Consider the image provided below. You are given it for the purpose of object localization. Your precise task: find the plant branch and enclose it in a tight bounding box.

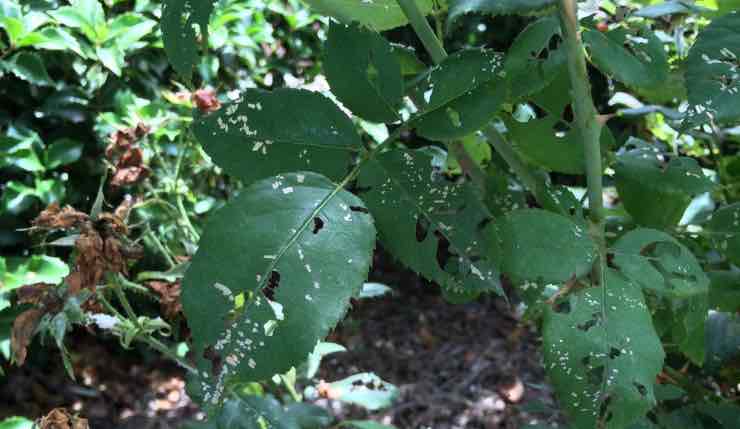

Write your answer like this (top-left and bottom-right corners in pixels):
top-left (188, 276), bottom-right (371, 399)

top-left (558, 0), bottom-right (606, 273)
top-left (397, 0), bottom-right (447, 63)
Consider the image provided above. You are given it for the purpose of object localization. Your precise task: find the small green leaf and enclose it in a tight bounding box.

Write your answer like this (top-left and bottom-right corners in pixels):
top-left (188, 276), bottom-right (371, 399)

top-left (161, 0), bottom-right (216, 83)
top-left (357, 148), bottom-right (502, 294)
top-left (104, 13), bottom-right (156, 50)
top-left (487, 209), bottom-right (596, 284)
top-left (614, 144), bottom-right (714, 229)
top-left (182, 172), bottom-right (375, 407)
top-left (325, 22), bottom-right (403, 123)
top-left (306, 342), bottom-right (346, 379)
top-left (359, 282), bottom-right (392, 299)
top-left (410, 49), bottom-right (507, 141)
top-left (612, 228), bottom-right (709, 364)
top-left (635, 1), bottom-right (711, 18)
top-left (192, 88), bottom-right (363, 185)
top-left (45, 139), bottom-right (83, 169)
top-left (447, 0), bottom-right (556, 29)
top-left (184, 392), bottom-right (311, 429)
top-left (684, 12), bottom-right (740, 126)
top-left (2, 52), bottom-right (53, 86)
top-left (302, 0), bottom-right (434, 31)
top-left (704, 203), bottom-right (740, 266)
top-left (95, 44), bottom-right (124, 76)
top-left (543, 270), bottom-right (665, 429)
top-left (327, 373), bottom-right (398, 410)
top-left (583, 27), bottom-right (669, 91)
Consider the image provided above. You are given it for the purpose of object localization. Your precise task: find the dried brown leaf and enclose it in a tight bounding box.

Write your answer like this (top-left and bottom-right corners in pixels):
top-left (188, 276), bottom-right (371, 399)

top-left (11, 308), bottom-right (44, 365)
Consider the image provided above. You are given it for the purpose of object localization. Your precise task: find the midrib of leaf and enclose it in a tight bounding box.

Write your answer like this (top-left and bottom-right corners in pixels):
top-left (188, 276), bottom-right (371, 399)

top-left (252, 162), bottom-right (366, 294)
top-left (373, 152), bottom-right (488, 278)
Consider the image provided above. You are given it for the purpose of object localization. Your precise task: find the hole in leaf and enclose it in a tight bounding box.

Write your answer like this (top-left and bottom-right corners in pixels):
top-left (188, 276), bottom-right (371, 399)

top-left (203, 345), bottom-right (223, 376)
top-left (609, 347), bottom-right (622, 359)
top-left (312, 217), bottom-right (325, 234)
top-left (262, 270), bottom-right (281, 300)
top-left (434, 231), bottom-right (452, 271)
top-left (586, 365), bottom-right (605, 386)
top-left (554, 300), bottom-right (571, 314)
top-left (416, 217), bottom-right (430, 242)
top-left (562, 104), bottom-right (574, 123)
top-left (349, 205), bottom-right (369, 214)
top-left (577, 313), bottom-right (600, 330)
top-left (633, 381), bottom-right (647, 397)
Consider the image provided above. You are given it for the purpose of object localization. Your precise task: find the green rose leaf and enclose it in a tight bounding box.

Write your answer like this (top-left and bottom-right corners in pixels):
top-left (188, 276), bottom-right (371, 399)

top-left (192, 88), bottom-right (363, 185)
top-left (325, 22), bottom-right (404, 123)
top-left (487, 209), bottom-right (597, 284)
top-left (543, 270), bottom-right (665, 429)
top-left (410, 49), bottom-right (507, 141)
top-left (684, 12), bottom-right (740, 126)
top-left (182, 172), bottom-right (375, 407)
top-left (161, 0), bottom-right (216, 84)
top-left (612, 228), bottom-right (709, 364)
top-left (357, 148), bottom-right (502, 295)
top-left (615, 144), bottom-right (714, 229)
top-left (583, 27), bottom-right (669, 91)
top-left (708, 271), bottom-right (740, 313)
top-left (302, 0), bottom-right (434, 31)
top-left (45, 139), bottom-right (83, 169)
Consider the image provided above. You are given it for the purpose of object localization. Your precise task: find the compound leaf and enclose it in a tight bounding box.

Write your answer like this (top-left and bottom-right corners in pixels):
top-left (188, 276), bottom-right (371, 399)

top-left (487, 209), bottom-right (597, 284)
top-left (161, 0), bottom-right (215, 84)
top-left (410, 49), bottom-right (507, 141)
top-left (357, 148), bottom-right (501, 295)
top-left (192, 88), bottom-right (363, 185)
top-left (583, 27), bottom-right (669, 91)
top-left (325, 22), bottom-right (403, 123)
top-left (182, 172), bottom-right (375, 407)
top-left (684, 12), bottom-right (740, 126)
top-left (302, 0), bottom-right (434, 31)
top-left (543, 270), bottom-right (664, 429)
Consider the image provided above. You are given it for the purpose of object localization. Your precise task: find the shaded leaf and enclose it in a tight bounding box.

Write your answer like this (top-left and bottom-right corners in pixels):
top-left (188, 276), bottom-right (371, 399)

top-left (192, 88), bottom-right (362, 185)
top-left (325, 22), bottom-right (403, 123)
top-left (1, 52), bottom-right (53, 86)
top-left (326, 373), bottom-right (398, 410)
top-left (543, 270), bottom-right (664, 429)
top-left (45, 139), bottom-right (83, 169)
top-left (182, 172), bottom-right (375, 407)
top-left (707, 271), bottom-right (740, 313)
top-left (487, 209), bottom-right (596, 284)
top-left (704, 311), bottom-right (740, 372)
top-left (612, 228), bottom-right (709, 364)
top-left (410, 49), bottom-right (507, 141)
top-left (447, 0), bottom-right (556, 29)
top-left (704, 203), bottom-right (740, 265)
top-left (357, 148), bottom-right (502, 294)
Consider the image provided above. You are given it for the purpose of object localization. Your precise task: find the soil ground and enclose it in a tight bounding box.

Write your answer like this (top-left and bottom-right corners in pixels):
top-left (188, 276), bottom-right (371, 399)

top-left (0, 252), bottom-right (561, 428)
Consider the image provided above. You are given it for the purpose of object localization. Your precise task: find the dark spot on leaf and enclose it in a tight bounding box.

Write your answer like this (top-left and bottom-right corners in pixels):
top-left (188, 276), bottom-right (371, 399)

top-left (349, 205), bottom-right (369, 214)
top-left (586, 365), bottom-right (605, 386)
top-left (633, 381), bottom-right (647, 397)
top-left (434, 231), bottom-right (452, 271)
top-left (562, 104), bottom-right (574, 123)
top-left (262, 270), bottom-right (281, 300)
top-left (477, 217), bottom-right (493, 231)
top-left (312, 217), bottom-right (325, 234)
top-left (552, 120), bottom-right (570, 135)
top-left (203, 345), bottom-right (223, 376)
top-left (598, 394), bottom-right (612, 420)
top-left (415, 217), bottom-right (430, 242)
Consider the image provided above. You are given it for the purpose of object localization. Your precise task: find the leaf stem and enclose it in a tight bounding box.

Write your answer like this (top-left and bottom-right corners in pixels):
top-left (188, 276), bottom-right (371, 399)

top-left (557, 0), bottom-right (606, 272)
top-left (397, 0), bottom-right (447, 63)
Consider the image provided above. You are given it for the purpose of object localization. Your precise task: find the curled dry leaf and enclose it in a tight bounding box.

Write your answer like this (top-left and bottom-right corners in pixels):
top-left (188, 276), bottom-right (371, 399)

top-left (16, 283), bottom-right (57, 306)
top-left (37, 407), bottom-right (89, 429)
top-left (32, 203), bottom-right (88, 230)
top-left (147, 280), bottom-right (183, 319)
top-left (192, 88), bottom-right (221, 112)
top-left (110, 146), bottom-right (151, 188)
top-left (11, 308), bottom-right (44, 365)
